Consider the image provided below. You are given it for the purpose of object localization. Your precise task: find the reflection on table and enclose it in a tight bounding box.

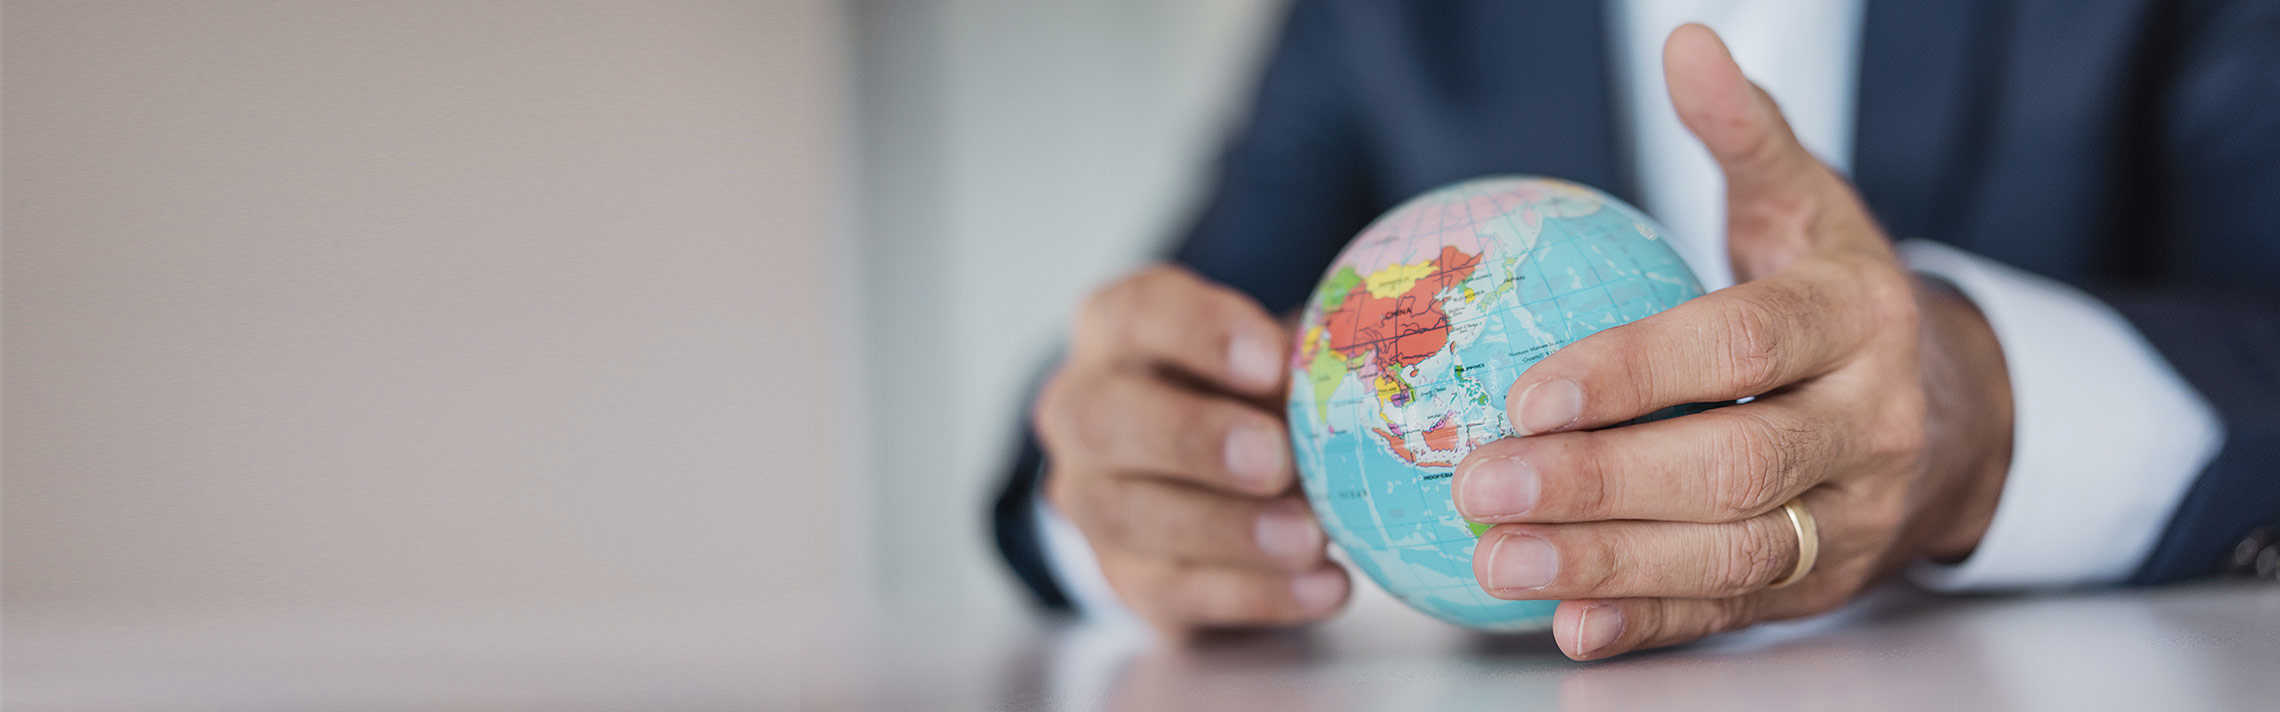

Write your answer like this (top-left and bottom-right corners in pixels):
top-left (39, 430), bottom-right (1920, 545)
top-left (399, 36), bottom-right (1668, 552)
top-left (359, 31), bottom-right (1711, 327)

top-left (823, 581), bottom-right (2280, 711)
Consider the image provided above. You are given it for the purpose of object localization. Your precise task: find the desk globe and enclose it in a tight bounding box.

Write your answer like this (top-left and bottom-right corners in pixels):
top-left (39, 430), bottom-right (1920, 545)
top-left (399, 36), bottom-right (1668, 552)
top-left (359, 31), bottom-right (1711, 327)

top-left (1286, 177), bottom-right (1706, 630)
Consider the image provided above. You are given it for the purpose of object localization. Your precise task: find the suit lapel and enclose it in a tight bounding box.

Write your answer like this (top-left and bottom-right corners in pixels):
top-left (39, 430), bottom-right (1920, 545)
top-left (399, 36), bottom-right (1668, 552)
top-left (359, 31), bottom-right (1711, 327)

top-left (1556, 2), bottom-right (1625, 203)
top-left (1440, 1), bottom-right (1623, 203)
top-left (1852, 0), bottom-right (2003, 248)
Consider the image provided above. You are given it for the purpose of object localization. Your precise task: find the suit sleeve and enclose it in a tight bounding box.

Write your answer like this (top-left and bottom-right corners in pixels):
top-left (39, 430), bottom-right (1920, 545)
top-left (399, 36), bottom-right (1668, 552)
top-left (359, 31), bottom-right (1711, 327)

top-left (990, 0), bottom-right (1381, 609)
top-left (1901, 240), bottom-right (2222, 590)
top-left (2111, 0), bottom-right (2280, 583)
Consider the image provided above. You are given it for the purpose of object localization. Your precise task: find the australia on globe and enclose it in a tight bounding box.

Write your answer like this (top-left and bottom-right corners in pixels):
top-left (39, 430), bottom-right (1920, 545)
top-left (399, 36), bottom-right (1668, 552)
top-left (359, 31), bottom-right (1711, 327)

top-left (1286, 176), bottom-right (1706, 631)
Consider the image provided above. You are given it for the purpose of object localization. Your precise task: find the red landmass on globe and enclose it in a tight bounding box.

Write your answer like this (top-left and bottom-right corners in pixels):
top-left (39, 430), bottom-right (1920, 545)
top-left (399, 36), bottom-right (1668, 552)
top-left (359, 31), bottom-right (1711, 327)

top-left (1320, 244), bottom-right (1483, 376)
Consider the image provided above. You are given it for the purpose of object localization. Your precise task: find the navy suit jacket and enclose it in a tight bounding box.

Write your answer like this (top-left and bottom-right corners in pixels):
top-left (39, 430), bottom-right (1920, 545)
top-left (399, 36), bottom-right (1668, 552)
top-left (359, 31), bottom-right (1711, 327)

top-left (994, 0), bottom-right (2280, 609)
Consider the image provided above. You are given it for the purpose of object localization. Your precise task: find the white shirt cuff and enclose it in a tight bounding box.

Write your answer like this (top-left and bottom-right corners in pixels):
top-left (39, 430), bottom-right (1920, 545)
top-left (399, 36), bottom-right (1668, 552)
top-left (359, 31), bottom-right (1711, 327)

top-left (1032, 493), bottom-right (1142, 624)
top-left (1899, 240), bottom-right (2224, 590)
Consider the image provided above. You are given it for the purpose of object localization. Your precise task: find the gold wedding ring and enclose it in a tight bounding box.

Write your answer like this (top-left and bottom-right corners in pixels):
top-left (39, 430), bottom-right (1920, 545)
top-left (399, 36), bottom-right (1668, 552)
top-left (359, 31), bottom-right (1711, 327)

top-left (1769, 497), bottom-right (1820, 589)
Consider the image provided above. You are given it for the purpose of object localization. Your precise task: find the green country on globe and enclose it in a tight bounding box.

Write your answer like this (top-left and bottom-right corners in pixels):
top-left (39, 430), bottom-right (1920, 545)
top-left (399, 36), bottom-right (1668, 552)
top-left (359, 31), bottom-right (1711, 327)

top-left (1285, 176), bottom-right (1706, 631)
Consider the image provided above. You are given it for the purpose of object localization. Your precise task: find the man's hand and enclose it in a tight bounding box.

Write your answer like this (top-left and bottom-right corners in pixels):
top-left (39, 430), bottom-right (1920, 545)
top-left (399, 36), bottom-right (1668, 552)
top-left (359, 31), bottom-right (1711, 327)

top-left (1451, 25), bottom-right (2015, 659)
top-left (1033, 265), bottom-right (1349, 634)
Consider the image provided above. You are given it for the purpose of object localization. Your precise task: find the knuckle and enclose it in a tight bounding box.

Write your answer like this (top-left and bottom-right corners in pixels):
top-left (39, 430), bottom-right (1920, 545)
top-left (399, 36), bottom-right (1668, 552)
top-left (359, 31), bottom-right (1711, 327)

top-left (1717, 301), bottom-right (1787, 394)
top-left (1230, 584), bottom-right (1283, 621)
top-left (1876, 421), bottom-right (1928, 465)
top-left (1075, 278), bottom-right (1132, 338)
top-left (1870, 395), bottom-right (1930, 460)
top-left (1191, 285), bottom-right (1271, 358)
top-left (1043, 384), bottom-right (1123, 466)
top-left (1712, 413), bottom-right (1792, 516)
top-left (1860, 263), bottom-right (1921, 327)
top-left (1571, 531), bottom-right (1623, 593)
top-left (1741, 192), bottom-right (1817, 238)
top-left (1078, 266), bottom-right (1183, 340)
top-left (1784, 418), bottom-right (1831, 484)
top-left (1080, 478), bottom-right (1143, 546)
top-left (1717, 516), bottom-right (1793, 592)
top-left (1557, 438), bottom-right (1617, 519)
top-left (1132, 263), bottom-right (1189, 292)
top-left (1859, 495), bottom-right (1911, 541)
top-left (1639, 603), bottom-right (1697, 643)
top-left (1712, 595), bottom-right (1764, 632)
top-left (1174, 296), bottom-right (1240, 359)
top-left (1130, 266), bottom-right (1198, 319)
top-left (1041, 466), bottom-right (1081, 515)
top-left (1721, 102), bottom-right (1789, 173)
top-left (1186, 576), bottom-right (1272, 622)
top-left (1606, 330), bottom-right (1666, 410)
top-left (1031, 370), bottom-right (1078, 450)
top-left (1147, 272), bottom-right (1200, 316)
top-left (1064, 382), bottom-right (1121, 456)
top-left (1110, 564), bottom-right (1190, 629)
top-left (1181, 401), bottom-right (1244, 475)
top-left (1188, 282), bottom-right (1246, 326)
top-left (1099, 563), bottom-right (1149, 609)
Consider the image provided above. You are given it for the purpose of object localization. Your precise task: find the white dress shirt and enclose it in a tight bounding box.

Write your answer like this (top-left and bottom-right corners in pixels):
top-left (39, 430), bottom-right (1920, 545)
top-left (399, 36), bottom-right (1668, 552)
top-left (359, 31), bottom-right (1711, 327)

top-left (1039, 0), bottom-right (2226, 621)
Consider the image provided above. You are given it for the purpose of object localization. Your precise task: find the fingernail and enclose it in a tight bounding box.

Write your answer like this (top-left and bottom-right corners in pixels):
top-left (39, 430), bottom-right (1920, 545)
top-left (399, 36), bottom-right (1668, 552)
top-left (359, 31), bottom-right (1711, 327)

top-left (1291, 569), bottom-right (1346, 614)
top-left (1514, 378), bottom-right (1584, 435)
top-left (1576, 604), bottom-right (1627, 658)
top-left (1458, 457), bottom-right (1540, 521)
top-left (1487, 533), bottom-right (1559, 591)
top-left (1255, 501), bottom-right (1322, 563)
top-left (1224, 425), bottom-right (1287, 490)
top-left (1229, 331), bottom-right (1282, 390)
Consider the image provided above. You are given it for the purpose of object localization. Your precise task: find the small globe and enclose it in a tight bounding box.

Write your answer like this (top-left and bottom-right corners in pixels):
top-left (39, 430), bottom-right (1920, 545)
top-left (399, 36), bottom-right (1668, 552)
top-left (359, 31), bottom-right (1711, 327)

top-left (1285, 177), bottom-right (1705, 630)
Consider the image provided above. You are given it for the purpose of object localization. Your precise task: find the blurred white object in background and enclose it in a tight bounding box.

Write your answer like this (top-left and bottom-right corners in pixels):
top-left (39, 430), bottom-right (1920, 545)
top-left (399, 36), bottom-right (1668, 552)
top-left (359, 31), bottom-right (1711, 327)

top-left (850, 0), bottom-right (1280, 613)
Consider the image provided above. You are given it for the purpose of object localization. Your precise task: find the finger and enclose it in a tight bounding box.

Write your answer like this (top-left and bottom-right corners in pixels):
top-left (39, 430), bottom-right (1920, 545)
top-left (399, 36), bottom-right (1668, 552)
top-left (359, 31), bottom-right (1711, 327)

top-left (1035, 371), bottom-right (1293, 495)
top-left (1457, 399), bottom-right (1838, 524)
top-left (1549, 589), bottom-right (1830, 660)
top-left (1073, 265), bottom-right (1289, 398)
top-left (1549, 597), bottom-right (1746, 660)
top-left (1165, 563), bottom-right (1350, 629)
top-left (1503, 272), bottom-right (1866, 434)
top-left (1661, 24), bottom-right (1824, 210)
top-left (1471, 508), bottom-right (1801, 600)
top-left (1105, 552), bottom-right (1351, 631)
top-left (1068, 478), bottom-right (1326, 571)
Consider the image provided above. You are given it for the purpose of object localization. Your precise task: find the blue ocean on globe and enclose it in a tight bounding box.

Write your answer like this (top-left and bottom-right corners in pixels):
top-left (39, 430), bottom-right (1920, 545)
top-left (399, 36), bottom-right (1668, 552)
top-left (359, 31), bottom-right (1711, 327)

top-left (1285, 176), bottom-right (1705, 630)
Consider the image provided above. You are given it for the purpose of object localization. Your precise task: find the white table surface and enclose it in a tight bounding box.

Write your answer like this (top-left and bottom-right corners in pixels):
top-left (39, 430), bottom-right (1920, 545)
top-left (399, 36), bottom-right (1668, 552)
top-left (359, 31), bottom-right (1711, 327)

top-left (10, 581), bottom-right (2279, 710)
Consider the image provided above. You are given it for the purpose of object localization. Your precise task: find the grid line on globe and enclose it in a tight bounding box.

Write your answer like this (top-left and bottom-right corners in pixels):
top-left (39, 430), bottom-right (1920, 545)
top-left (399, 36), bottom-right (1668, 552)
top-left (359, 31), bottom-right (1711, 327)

top-left (1286, 177), bottom-right (1704, 630)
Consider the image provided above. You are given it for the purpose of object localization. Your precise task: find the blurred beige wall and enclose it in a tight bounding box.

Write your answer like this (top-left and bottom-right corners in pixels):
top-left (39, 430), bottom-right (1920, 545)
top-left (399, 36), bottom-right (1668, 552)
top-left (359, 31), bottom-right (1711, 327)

top-left (4, 0), bottom-right (862, 619)
top-left (4, 0), bottom-right (1287, 635)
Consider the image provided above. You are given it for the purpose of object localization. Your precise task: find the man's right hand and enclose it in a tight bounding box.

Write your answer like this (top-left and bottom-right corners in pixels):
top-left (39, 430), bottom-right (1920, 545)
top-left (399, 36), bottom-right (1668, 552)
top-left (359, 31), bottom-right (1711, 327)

top-left (1033, 264), bottom-right (1350, 634)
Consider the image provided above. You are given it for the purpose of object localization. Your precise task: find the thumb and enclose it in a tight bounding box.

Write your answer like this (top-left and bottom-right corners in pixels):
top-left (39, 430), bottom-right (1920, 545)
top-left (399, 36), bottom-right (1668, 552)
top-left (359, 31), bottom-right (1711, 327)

top-left (1663, 24), bottom-right (1845, 277)
top-left (1662, 24), bottom-right (1824, 205)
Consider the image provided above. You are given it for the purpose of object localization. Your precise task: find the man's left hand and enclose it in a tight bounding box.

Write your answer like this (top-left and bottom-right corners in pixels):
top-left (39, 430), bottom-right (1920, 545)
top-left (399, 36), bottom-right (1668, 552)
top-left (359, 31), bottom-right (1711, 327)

top-left (1451, 24), bottom-right (2016, 660)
